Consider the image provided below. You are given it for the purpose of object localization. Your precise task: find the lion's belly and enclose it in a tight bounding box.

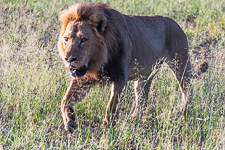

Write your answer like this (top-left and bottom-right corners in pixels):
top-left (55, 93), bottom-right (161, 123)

top-left (127, 58), bottom-right (158, 80)
top-left (127, 48), bottom-right (169, 81)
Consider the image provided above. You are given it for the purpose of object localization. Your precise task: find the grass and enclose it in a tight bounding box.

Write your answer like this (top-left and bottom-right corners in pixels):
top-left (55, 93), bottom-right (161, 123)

top-left (0, 0), bottom-right (225, 149)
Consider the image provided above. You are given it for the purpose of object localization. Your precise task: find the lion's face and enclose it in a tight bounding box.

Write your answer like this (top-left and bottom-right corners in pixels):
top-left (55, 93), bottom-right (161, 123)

top-left (58, 16), bottom-right (108, 78)
top-left (60, 21), bottom-right (94, 77)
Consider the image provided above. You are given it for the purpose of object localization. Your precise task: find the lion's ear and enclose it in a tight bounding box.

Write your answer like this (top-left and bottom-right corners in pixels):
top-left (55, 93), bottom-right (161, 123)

top-left (89, 14), bottom-right (107, 35)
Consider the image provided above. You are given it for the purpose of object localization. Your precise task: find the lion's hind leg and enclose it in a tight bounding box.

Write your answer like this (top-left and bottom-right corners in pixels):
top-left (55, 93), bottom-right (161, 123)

top-left (166, 53), bottom-right (192, 112)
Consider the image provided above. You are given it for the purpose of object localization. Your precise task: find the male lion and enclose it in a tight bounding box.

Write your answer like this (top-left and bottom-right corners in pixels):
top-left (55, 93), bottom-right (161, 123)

top-left (58, 3), bottom-right (205, 132)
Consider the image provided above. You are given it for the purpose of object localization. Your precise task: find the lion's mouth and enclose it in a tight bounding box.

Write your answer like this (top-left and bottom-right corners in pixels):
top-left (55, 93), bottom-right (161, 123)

top-left (70, 65), bottom-right (87, 77)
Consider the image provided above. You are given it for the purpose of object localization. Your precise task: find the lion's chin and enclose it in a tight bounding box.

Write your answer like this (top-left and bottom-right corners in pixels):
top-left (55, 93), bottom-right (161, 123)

top-left (70, 65), bottom-right (87, 77)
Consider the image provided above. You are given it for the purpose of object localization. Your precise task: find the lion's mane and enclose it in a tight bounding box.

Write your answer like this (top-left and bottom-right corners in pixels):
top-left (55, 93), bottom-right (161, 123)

top-left (58, 3), bottom-right (123, 80)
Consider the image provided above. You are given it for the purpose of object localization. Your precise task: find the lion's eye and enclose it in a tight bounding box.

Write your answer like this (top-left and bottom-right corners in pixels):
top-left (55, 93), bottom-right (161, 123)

top-left (64, 37), bottom-right (69, 42)
top-left (81, 38), bottom-right (88, 43)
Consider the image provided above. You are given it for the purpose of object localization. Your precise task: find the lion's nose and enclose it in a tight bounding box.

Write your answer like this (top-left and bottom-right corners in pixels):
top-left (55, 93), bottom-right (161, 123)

top-left (65, 56), bottom-right (77, 63)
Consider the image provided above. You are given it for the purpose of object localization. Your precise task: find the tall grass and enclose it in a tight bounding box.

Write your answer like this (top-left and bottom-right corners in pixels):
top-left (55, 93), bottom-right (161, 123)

top-left (0, 0), bottom-right (225, 149)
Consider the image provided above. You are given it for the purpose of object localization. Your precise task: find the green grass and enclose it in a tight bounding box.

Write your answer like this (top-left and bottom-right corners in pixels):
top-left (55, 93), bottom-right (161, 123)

top-left (0, 0), bottom-right (225, 149)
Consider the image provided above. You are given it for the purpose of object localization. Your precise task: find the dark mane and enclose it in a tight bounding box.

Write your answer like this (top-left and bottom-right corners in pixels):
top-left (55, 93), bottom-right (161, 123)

top-left (58, 3), bottom-right (124, 80)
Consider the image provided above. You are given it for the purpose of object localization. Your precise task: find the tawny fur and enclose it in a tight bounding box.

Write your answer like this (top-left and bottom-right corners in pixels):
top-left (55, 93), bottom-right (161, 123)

top-left (58, 3), bottom-right (207, 133)
top-left (58, 3), bottom-right (119, 79)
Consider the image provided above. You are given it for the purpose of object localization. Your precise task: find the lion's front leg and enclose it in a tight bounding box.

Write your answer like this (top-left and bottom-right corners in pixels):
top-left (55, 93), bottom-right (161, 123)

top-left (61, 78), bottom-right (92, 133)
top-left (103, 81), bottom-right (126, 126)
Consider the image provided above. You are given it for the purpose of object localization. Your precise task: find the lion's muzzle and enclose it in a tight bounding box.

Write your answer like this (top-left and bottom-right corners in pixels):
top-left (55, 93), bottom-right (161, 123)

top-left (70, 65), bottom-right (87, 77)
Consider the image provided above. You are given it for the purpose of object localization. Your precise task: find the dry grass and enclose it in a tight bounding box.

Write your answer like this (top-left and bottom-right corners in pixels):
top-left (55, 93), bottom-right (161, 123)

top-left (0, 0), bottom-right (225, 149)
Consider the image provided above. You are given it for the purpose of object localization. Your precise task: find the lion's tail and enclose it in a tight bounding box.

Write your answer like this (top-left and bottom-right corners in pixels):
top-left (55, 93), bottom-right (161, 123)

top-left (192, 61), bottom-right (208, 78)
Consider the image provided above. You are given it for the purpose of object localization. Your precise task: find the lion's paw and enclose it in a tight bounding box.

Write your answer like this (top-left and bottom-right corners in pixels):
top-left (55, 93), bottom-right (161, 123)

top-left (103, 118), bottom-right (117, 127)
top-left (103, 119), bottom-right (109, 127)
top-left (64, 107), bottom-right (76, 133)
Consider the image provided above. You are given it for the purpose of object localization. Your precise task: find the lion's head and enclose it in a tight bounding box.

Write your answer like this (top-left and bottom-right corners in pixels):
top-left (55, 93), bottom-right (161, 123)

top-left (58, 3), bottom-right (112, 78)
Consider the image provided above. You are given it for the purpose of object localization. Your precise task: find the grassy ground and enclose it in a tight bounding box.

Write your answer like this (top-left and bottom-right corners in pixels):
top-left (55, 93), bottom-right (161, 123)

top-left (0, 0), bottom-right (225, 149)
